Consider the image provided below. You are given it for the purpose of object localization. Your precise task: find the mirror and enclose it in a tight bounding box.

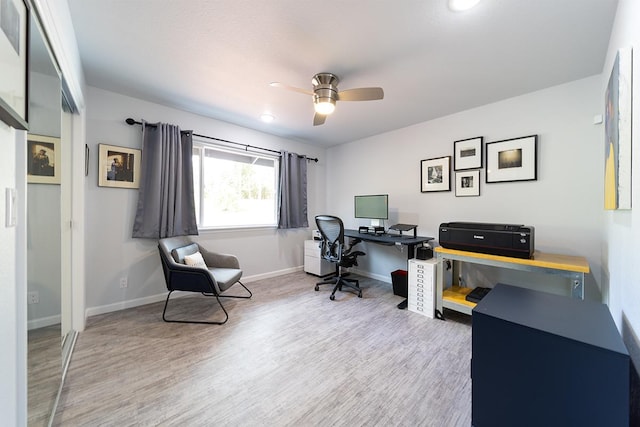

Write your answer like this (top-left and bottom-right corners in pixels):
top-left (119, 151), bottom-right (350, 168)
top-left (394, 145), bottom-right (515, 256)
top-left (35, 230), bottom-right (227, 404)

top-left (26, 13), bottom-right (63, 426)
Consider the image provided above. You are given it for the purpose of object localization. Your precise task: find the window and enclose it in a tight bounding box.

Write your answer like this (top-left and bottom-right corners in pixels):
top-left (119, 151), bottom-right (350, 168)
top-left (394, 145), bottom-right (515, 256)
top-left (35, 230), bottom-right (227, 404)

top-left (192, 141), bottom-right (279, 228)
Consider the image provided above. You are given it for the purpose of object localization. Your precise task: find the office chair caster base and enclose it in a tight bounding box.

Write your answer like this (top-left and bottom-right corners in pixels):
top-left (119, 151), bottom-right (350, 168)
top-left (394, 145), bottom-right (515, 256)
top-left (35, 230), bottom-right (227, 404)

top-left (314, 285), bottom-right (319, 291)
top-left (330, 294), bottom-right (336, 301)
top-left (358, 291), bottom-right (362, 298)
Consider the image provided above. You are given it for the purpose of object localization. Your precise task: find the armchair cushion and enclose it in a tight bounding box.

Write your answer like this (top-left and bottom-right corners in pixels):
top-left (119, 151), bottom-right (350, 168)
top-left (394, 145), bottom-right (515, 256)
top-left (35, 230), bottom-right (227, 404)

top-left (210, 267), bottom-right (243, 290)
top-left (171, 243), bottom-right (199, 263)
top-left (184, 251), bottom-right (207, 268)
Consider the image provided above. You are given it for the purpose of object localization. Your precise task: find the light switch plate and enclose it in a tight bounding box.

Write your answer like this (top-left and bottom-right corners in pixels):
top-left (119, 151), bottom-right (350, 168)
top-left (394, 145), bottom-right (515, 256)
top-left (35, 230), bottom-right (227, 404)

top-left (5, 188), bottom-right (16, 227)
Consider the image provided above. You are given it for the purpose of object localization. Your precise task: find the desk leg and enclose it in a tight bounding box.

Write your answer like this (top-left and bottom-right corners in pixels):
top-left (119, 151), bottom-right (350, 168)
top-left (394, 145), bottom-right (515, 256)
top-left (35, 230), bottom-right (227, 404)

top-left (436, 254), bottom-right (444, 318)
top-left (395, 244), bottom-right (418, 310)
top-left (571, 272), bottom-right (585, 299)
top-left (406, 243), bottom-right (416, 260)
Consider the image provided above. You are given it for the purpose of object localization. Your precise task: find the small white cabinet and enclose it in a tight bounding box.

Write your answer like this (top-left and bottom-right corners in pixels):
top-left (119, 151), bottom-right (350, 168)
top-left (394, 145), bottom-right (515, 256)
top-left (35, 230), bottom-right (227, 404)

top-left (304, 240), bottom-right (335, 276)
top-left (408, 258), bottom-right (437, 319)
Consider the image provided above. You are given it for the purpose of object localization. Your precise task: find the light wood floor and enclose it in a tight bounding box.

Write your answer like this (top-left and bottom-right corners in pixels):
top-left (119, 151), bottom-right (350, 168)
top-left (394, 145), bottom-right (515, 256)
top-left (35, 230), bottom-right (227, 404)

top-left (54, 271), bottom-right (472, 426)
top-left (29, 325), bottom-right (61, 427)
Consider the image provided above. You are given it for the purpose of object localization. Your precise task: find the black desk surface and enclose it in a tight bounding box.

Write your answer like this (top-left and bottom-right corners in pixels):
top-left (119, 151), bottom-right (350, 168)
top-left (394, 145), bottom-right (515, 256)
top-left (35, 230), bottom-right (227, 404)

top-left (473, 284), bottom-right (628, 355)
top-left (344, 229), bottom-right (433, 246)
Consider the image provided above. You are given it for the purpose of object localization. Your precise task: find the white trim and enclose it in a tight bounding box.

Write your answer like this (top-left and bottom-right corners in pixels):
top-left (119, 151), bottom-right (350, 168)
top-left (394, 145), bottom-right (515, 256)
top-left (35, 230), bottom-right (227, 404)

top-left (85, 267), bottom-right (304, 318)
top-left (27, 314), bottom-right (61, 331)
top-left (349, 268), bottom-right (392, 284)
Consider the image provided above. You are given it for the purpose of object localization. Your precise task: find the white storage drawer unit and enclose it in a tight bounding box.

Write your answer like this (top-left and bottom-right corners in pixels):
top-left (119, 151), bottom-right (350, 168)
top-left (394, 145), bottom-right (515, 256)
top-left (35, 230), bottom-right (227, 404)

top-left (408, 258), bottom-right (437, 318)
top-left (304, 240), bottom-right (335, 276)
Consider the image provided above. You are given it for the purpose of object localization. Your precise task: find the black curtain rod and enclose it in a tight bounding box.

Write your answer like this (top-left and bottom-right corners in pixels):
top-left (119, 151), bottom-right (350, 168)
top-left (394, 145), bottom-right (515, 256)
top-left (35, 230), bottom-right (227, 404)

top-left (125, 118), bottom-right (319, 163)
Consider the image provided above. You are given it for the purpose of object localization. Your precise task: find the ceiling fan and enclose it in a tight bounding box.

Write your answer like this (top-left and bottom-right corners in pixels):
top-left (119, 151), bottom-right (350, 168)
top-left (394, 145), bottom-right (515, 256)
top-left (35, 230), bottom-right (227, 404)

top-left (270, 73), bottom-right (384, 126)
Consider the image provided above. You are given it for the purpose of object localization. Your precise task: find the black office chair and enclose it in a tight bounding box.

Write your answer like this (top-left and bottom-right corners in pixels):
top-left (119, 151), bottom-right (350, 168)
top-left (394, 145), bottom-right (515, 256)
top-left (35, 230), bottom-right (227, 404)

top-left (314, 215), bottom-right (366, 300)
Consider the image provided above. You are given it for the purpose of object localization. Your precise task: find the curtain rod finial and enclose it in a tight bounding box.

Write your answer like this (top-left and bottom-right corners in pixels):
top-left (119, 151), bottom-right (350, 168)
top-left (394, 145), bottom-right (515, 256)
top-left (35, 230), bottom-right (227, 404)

top-left (125, 118), bottom-right (137, 125)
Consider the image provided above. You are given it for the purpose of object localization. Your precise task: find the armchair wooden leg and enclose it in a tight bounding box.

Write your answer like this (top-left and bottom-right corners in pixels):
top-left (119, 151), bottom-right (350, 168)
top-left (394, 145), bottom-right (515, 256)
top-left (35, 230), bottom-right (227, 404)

top-left (162, 290), bottom-right (229, 325)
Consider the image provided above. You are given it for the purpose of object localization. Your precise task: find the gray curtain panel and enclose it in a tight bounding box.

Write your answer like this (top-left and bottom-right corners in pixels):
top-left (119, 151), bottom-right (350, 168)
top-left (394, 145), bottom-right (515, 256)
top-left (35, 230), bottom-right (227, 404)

top-left (132, 121), bottom-right (199, 238)
top-left (278, 150), bottom-right (309, 229)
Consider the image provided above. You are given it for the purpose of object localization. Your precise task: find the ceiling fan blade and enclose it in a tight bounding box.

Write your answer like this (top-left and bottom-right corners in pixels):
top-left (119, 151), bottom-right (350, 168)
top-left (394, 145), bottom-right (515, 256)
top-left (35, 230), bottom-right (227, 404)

top-left (313, 112), bottom-right (327, 126)
top-left (269, 82), bottom-right (313, 96)
top-left (337, 87), bottom-right (384, 101)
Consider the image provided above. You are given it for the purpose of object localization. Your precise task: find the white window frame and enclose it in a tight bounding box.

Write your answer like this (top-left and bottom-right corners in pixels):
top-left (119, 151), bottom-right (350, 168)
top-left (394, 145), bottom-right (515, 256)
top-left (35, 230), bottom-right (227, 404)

top-left (192, 139), bottom-right (280, 230)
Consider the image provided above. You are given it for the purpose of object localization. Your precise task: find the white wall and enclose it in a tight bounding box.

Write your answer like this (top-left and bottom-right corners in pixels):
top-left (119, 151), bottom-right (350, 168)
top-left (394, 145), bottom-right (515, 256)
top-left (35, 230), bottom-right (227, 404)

top-left (602, 0), bottom-right (640, 369)
top-left (326, 76), bottom-right (604, 299)
top-left (83, 87), bottom-right (327, 315)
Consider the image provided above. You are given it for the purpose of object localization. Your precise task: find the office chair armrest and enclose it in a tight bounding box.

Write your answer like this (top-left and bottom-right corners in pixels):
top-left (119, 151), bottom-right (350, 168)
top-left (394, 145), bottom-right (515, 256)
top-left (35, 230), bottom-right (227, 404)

top-left (199, 248), bottom-right (241, 269)
top-left (344, 237), bottom-right (362, 253)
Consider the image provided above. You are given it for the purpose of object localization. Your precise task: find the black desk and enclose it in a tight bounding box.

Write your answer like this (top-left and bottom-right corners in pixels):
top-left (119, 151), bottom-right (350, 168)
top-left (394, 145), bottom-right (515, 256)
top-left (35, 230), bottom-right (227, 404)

top-left (344, 229), bottom-right (433, 260)
top-left (344, 229), bottom-right (433, 309)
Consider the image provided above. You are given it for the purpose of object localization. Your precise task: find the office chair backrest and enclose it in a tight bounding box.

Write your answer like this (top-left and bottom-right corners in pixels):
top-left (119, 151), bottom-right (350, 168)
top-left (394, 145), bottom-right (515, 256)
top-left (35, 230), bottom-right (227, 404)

top-left (315, 215), bottom-right (345, 262)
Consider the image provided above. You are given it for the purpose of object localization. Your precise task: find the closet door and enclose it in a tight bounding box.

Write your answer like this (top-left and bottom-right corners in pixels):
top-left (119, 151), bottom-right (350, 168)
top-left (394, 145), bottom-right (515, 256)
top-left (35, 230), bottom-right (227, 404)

top-left (26, 13), bottom-right (64, 426)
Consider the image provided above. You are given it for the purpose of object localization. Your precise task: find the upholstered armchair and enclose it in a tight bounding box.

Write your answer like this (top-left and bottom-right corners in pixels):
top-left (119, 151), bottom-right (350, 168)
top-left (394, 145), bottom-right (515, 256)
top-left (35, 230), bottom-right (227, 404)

top-left (158, 236), bottom-right (252, 324)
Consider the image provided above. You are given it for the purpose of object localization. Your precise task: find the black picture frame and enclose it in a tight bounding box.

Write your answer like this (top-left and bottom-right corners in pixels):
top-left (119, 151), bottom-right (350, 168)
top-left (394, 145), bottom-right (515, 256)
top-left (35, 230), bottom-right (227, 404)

top-left (420, 156), bottom-right (451, 192)
top-left (486, 135), bottom-right (537, 183)
top-left (454, 136), bottom-right (483, 170)
top-left (0, 0), bottom-right (29, 130)
top-left (455, 170), bottom-right (480, 197)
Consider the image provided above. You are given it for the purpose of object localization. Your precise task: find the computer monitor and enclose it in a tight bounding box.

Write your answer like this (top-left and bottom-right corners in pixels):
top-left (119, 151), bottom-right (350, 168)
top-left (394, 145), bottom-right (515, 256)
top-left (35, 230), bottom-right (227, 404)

top-left (354, 194), bottom-right (388, 226)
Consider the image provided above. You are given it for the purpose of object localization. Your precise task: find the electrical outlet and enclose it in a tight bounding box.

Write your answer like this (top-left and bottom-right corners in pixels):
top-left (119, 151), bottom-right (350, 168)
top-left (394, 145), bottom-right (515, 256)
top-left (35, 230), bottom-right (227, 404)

top-left (28, 291), bottom-right (39, 304)
top-left (119, 277), bottom-right (128, 288)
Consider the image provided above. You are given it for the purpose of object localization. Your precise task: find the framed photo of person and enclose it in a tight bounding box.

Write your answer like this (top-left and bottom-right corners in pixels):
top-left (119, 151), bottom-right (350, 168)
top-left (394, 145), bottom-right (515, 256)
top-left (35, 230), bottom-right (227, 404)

top-left (486, 135), bottom-right (537, 183)
top-left (98, 144), bottom-right (141, 189)
top-left (454, 136), bottom-right (483, 170)
top-left (27, 134), bottom-right (60, 184)
top-left (455, 170), bottom-right (480, 197)
top-left (421, 156), bottom-right (451, 192)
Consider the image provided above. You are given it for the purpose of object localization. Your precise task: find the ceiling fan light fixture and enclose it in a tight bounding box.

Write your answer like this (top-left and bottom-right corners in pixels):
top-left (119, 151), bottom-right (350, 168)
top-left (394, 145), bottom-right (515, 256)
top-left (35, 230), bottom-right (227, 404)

top-left (260, 113), bottom-right (275, 123)
top-left (314, 97), bottom-right (336, 115)
top-left (448, 0), bottom-right (481, 12)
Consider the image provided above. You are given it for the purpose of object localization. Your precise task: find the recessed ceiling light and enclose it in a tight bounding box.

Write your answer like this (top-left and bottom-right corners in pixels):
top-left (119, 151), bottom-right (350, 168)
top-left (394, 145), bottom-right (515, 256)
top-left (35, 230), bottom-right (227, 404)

top-left (260, 113), bottom-right (275, 123)
top-left (448, 0), bottom-right (481, 12)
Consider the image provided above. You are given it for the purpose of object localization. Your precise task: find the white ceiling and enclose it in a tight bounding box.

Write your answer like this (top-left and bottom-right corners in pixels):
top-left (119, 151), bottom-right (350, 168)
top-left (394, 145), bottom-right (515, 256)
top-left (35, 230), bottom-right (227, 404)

top-left (67, 0), bottom-right (618, 147)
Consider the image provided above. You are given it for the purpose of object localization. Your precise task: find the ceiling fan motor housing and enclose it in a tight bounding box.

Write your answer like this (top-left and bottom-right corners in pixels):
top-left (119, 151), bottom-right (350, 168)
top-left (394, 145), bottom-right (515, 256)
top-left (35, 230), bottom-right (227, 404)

top-left (313, 73), bottom-right (339, 103)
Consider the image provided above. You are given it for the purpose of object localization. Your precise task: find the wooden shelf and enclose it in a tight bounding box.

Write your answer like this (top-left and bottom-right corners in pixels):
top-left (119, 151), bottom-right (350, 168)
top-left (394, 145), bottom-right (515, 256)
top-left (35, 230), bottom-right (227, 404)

top-left (435, 247), bottom-right (589, 274)
top-left (435, 246), bottom-right (590, 315)
top-left (442, 286), bottom-right (477, 314)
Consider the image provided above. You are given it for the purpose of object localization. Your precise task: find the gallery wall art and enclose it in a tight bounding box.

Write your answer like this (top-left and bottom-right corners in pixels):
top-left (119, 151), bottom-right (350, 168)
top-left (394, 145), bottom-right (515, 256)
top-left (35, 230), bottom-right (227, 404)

top-left (604, 47), bottom-right (632, 210)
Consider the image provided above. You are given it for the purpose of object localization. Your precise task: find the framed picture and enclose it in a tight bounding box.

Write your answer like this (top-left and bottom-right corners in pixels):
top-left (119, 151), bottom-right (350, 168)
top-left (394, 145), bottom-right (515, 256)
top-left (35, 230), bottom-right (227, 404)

top-left (0, 0), bottom-right (29, 130)
top-left (421, 156), bottom-right (451, 192)
top-left (604, 47), bottom-right (632, 210)
top-left (27, 134), bottom-right (60, 184)
top-left (98, 144), bottom-right (141, 189)
top-left (455, 170), bottom-right (480, 197)
top-left (486, 135), bottom-right (537, 183)
top-left (454, 136), bottom-right (483, 170)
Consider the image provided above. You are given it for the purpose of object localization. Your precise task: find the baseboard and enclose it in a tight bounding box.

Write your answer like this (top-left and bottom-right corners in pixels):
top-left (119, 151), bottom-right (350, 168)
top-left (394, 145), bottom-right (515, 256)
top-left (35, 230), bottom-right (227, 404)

top-left (350, 268), bottom-right (391, 284)
top-left (85, 266), bottom-right (304, 319)
top-left (242, 266), bottom-right (303, 283)
top-left (86, 293), bottom-right (169, 318)
top-left (27, 314), bottom-right (61, 330)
